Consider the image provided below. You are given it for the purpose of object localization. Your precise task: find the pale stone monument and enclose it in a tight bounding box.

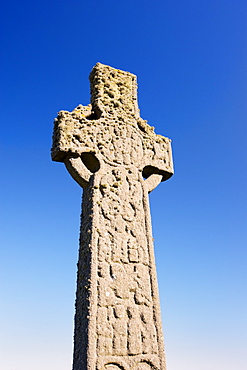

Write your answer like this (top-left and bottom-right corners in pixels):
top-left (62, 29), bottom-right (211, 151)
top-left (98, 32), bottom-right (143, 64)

top-left (52, 63), bottom-right (174, 370)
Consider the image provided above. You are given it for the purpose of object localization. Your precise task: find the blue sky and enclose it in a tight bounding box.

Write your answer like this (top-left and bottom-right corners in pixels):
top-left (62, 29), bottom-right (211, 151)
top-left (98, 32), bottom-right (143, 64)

top-left (0, 1), bottom-right (246, 369)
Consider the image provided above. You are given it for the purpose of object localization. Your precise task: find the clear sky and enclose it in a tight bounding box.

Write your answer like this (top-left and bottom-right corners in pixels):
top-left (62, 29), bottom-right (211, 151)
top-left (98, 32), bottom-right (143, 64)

top-left (0, 1), bottom-right (246, 369)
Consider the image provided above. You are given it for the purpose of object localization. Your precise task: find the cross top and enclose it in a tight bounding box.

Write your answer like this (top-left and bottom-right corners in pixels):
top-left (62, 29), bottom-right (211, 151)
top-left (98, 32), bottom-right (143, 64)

top-left (52, 63), bottom-right (173, 192)
top-left (89, 62), bottom-right (139, 119)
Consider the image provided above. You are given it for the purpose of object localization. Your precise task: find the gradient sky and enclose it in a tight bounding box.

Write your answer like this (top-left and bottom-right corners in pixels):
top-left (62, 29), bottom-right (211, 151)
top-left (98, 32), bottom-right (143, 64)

top-left (1, 1), bottom-right (246, 369)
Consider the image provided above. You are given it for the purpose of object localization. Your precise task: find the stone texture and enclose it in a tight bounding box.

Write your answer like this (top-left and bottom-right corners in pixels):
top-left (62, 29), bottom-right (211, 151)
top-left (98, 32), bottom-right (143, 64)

top-left (52, 63), bottom-right (173, 370)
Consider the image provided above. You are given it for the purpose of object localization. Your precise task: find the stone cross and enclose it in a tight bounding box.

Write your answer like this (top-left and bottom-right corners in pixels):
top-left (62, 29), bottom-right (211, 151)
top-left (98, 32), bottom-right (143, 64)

top-left (52, 63), bottom-right (174, 370)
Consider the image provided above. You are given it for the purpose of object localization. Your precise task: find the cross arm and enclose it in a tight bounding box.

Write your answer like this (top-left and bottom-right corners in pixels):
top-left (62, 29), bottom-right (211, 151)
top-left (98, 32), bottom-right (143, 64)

top-left (138, 118), bottom-right (174, 192)
top-left (51, 104), bottom-right (97, 163)
top-left (51, 104), bottom-right (102, 188)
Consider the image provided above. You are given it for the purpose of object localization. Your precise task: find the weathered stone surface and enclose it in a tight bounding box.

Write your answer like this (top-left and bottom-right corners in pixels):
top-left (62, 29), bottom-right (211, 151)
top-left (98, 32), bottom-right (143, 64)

top-left (52, 63), bottom-right (173, 370)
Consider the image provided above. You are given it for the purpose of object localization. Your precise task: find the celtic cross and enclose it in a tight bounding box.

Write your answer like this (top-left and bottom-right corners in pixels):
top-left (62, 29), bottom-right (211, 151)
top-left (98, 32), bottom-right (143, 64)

top-left (52, 63), bottom-right (173, 370)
